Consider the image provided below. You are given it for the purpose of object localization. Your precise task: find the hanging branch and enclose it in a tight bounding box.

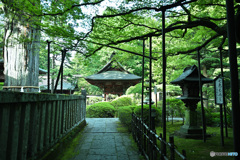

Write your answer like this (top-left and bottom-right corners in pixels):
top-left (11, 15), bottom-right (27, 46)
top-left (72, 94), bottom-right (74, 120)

top-left (168, 34), bottom-right (222, 56)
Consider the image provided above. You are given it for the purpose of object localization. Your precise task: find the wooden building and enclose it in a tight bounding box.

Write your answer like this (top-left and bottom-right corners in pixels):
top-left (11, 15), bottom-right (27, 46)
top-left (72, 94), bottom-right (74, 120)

top-left (85, 54), bottom-right (141, 100)
top-left (39, 75), bottom-right (78, 94)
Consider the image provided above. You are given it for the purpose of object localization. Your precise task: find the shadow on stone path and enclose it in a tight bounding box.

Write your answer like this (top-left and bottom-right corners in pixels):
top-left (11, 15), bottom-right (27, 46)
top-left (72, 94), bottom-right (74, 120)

top-left (71, 118), bottom-right (142, 160)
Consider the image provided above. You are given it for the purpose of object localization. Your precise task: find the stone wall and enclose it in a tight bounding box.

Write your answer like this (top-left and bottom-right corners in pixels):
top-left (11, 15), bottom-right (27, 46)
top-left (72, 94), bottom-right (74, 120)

top-left (0, 90), bottom-right (86, 160)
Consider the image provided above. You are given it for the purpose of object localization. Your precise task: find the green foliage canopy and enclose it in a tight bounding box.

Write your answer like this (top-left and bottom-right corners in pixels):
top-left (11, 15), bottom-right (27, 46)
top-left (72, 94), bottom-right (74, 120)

top-left (1, 0), bottom-right (239, 98)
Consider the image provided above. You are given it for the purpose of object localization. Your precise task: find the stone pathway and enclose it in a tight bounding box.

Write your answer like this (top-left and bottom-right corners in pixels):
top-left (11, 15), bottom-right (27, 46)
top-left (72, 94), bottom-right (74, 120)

top-left (71, 118), bottom-right (141, 160)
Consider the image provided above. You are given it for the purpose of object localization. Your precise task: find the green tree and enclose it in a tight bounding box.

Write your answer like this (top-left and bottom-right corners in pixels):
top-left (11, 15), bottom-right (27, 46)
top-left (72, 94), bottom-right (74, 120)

top-left (1, 0), bottom-right (238, 95)
top-left (0, 0), bottom-right (103, 87)
top-left (166, 98), bottom-right (185, 124)
top-left (80, 0), bottom-right (237, 100)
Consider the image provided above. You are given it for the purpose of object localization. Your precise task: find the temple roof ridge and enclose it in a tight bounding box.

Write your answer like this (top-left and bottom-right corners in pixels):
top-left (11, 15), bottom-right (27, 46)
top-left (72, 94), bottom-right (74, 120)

top-left (97, 53), bottom-right (130, 74)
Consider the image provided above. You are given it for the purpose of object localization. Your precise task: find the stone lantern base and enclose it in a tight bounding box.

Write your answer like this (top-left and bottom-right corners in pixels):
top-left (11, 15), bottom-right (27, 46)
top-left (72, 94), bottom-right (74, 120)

top-left (177, 109), bottom-right (203, 139)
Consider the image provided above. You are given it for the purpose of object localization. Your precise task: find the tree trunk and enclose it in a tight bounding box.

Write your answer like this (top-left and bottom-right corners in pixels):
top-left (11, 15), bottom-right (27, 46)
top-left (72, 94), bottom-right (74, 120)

top-left (3, 3), bottom-right (40, 91)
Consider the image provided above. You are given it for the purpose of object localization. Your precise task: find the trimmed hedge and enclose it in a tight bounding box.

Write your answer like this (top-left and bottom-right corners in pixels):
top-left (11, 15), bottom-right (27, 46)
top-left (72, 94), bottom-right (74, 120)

top-left (118, 106), bottom-right (134, 131)
top-left (86, 102), bottom-right (116, 118)
top-left (196, 107), bottom-right (233, 127)
top-left (111, 96), bottom-right (132, 110)
top-left (118, 105), bottom-right (162, 131)
top-left (134, 105), bottom-right (161, 126)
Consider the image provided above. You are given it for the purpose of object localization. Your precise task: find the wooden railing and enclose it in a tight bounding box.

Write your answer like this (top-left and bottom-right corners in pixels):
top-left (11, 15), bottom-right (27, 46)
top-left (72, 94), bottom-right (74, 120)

top-left (132, 113), bottom-right (187, 160)
top-left (0, 90), bottom-right (86, 160)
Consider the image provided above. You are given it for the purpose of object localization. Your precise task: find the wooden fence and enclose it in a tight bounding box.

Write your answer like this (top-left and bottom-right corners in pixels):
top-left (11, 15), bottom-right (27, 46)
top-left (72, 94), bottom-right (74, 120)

top-left (132, 113), bottom-right (187, 160)
top-left (0, 90), bottom-right (86, 160)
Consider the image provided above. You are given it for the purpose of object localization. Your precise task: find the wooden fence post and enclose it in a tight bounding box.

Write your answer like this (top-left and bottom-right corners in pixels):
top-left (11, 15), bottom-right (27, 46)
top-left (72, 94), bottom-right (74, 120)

top-left (160, 133), bottom-right (164, 160)
top-left (137, 117), bottom-right (141, 148)
top-left (130, 113), bottom-right (187, 160)
top-left (182, 149), bottom-right (187, 160)
top-left (140, 120), bottom-right (144, 155)
top-left (153, 129), bottom-right (157, 160)
top-left (170, 136), bottom-right (175, 160)
top-left (147, 127), bottom-right (150, 159)
top-left (143, 123), bottom-right (147, 155)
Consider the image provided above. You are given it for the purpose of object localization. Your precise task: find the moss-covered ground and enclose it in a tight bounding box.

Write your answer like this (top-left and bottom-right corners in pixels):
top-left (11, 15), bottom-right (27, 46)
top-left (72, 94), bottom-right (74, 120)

top-left (155, 121), bottom-right (234, 160)
top-left (40, 121), bottom-right (86, 160)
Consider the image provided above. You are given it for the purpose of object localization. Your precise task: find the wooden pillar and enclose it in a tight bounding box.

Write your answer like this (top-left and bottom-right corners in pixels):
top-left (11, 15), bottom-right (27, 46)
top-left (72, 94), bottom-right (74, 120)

top-left (104, 93), bottom-right (106, 101)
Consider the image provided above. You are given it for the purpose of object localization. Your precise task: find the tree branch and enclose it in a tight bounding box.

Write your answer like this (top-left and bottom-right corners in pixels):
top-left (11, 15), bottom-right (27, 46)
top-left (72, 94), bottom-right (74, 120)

top-left (181, 4), bottom-right (191, 22)
top-left (85, 40), bottom-right (158, 60)
top-left (203, 3), bottom-right (226, 7)
top-left (36, 1), bottom-right (104, 17)
top-left (218, 36), bottom-right (227, 49)
top-left (168, 34), bottom-right (222, 56)
top-left (93, 0), bottom-right (197, 20)
top-left (120, 16), bottom-right (160, 31)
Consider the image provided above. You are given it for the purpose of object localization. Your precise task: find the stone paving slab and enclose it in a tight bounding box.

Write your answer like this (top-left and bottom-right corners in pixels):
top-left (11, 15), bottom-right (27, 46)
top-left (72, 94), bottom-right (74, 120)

top-left (71, 118), bottom-right (141, 160)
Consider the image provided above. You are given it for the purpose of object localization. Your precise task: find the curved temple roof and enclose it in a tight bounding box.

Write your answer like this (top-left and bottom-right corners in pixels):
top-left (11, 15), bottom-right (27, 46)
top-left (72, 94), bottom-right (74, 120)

top-left (85, 71), bottom-right (141, 81)
top-left (85, 53), bottom-right (141, 81)
top-left (84, 53), bottom-right (141, 95)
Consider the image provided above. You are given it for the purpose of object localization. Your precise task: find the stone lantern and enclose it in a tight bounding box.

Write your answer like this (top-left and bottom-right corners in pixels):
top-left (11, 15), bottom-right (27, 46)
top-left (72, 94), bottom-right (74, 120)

top-left (171, 65), bottom-right (213, 138)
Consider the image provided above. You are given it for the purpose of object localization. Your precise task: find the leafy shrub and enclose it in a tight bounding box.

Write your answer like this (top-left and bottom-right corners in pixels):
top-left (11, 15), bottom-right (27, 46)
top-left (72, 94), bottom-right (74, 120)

top-left (87, 96), bottom-right (103, 105)
top-left (0, 82), bottom-right (3, 90)
top-left (134, 105), bottom-right (161, 126)
top-left (106, 94), bottom-right (118, 102)
top-left (196, 107), bottom-right (224, 127)
top-left (126, 83), bottom-right (142, 95)
top-left (111, 96), bottom-right (132, 109)
top-left (166, 98), bottom-right (185, 118)
top-left (211, 109), bottom-right (232, 127)
top-left (118, 106), bottom-right (133, 131)
top-left (227, 113), bottom-right (232, 127)
top-left (155, 101), bottom-right (163, 108)
top-left (126, 105), bottom-right (137, 111)
top-left (197, 107), bottom-right (212, 126)
top-left (86, 102), bottom-right (116, 118)
top-left (208, 110), bottom-right (232, 127)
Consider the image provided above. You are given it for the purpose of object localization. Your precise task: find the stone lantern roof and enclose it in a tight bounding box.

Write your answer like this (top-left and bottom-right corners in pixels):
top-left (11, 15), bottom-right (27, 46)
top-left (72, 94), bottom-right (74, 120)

top-left (171, 65), bottom-right (213, 85)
